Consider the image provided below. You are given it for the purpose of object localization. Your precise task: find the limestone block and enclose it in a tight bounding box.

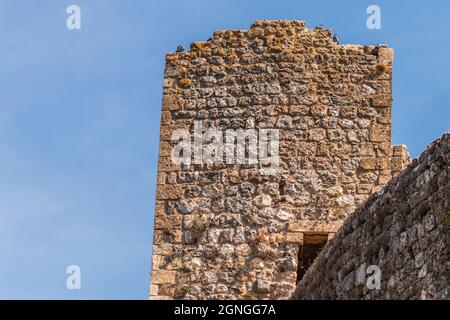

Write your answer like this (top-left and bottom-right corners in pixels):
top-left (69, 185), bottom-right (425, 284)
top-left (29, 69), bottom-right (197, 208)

top-left (151, 271), bottom-right (176, 284)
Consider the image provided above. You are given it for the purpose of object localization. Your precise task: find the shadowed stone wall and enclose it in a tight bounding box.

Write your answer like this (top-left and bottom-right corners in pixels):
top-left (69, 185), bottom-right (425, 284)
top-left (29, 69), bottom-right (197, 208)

top-left (293, 133), bottom-right (450, 300)
top-left (150, 20), bottom-right (409, 299)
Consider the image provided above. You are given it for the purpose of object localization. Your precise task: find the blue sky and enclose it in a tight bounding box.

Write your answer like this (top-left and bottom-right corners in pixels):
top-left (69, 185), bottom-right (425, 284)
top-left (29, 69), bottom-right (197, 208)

top-left (0, 0), bottom-right (448, 299)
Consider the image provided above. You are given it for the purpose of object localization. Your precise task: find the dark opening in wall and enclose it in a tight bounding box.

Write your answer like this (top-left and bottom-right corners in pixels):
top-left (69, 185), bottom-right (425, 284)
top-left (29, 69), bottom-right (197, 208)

top-left (296, 233), bottom-right (329, 284)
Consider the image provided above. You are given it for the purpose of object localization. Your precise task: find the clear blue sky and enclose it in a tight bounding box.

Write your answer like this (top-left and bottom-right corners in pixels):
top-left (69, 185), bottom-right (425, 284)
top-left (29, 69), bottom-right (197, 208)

top-left (0, 0), bottom-right (448, 299)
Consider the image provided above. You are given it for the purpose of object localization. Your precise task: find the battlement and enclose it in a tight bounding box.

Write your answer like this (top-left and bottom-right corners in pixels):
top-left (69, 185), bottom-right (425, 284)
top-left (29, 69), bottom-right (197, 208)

top-left (167, 19), bottom-right (389, 59)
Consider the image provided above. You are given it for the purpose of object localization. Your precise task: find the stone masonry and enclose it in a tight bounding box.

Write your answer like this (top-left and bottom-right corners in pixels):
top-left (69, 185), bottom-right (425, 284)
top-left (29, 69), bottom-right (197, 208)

top-left (149, 20), bottom-right (411, 299)
top-left (293, 133), bottom-right (450, 299)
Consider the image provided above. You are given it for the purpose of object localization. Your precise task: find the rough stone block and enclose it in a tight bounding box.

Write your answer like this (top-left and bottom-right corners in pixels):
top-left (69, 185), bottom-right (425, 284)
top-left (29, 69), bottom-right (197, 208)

top-left (151, 271), bottom-right (176, 284)
top-left (162, 95), bottom-right (183, 111)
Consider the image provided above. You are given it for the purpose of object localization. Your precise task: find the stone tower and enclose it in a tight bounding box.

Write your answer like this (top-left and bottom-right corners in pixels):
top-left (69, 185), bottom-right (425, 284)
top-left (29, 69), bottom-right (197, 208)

top-left (149, 20), bottom-right (410, 299)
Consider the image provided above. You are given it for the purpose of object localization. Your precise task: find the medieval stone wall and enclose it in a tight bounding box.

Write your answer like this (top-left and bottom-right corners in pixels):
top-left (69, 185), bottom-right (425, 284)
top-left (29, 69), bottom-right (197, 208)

top-left (293, 133), bottom-right (450, 299)
top-left (150, 20), bottom-right (409, 299)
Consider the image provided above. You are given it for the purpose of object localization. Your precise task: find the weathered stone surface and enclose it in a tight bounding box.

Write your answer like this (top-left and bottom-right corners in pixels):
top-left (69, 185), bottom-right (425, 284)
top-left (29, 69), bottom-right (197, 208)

top-left (149, 20), bottom-right (411, 300)
top-left (151, 271), bottom-right (176, 285)
top-left (293, 133), bottom-right (450, 300)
